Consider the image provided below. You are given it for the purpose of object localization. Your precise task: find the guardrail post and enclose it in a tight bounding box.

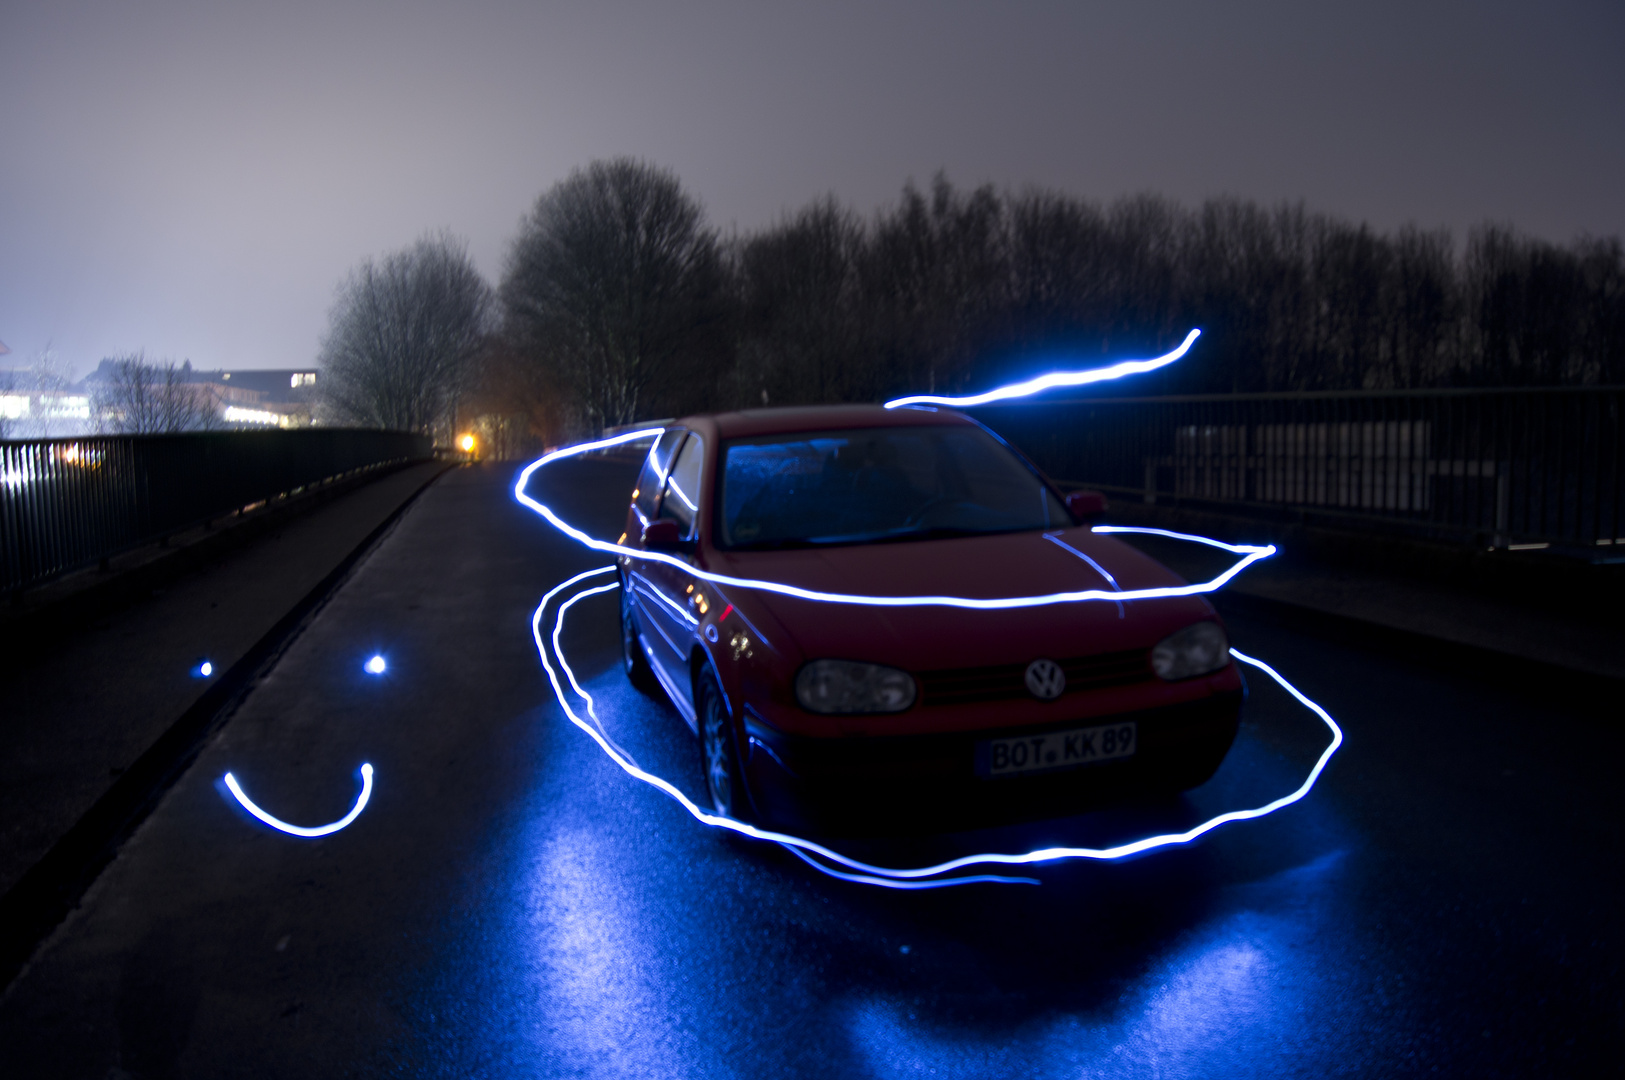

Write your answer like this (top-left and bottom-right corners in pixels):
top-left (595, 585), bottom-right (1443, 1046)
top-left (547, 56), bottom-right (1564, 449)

top-left (1493, 467), bottom-right (1509, 548)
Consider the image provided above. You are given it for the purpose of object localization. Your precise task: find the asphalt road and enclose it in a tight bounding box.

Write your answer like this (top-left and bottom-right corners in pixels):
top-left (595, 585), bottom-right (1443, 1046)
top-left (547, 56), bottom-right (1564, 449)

top-left (1, 457), bottom-right (1618, 1078)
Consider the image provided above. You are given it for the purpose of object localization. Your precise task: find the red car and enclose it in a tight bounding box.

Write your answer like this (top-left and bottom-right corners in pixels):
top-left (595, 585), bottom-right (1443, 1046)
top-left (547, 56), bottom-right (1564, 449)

top-left (618, 405), bottom-right (1243, 835)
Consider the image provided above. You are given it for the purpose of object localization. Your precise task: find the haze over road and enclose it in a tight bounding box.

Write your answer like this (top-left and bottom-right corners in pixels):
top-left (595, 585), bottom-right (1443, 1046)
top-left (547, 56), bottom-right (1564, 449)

top-left (1, 459), bottom-right (1616, 1076)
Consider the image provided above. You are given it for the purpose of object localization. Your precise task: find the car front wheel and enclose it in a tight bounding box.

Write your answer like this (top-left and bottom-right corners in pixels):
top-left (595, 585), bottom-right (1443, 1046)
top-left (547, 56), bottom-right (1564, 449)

top-left (697, 672), bottom-right (749, 822)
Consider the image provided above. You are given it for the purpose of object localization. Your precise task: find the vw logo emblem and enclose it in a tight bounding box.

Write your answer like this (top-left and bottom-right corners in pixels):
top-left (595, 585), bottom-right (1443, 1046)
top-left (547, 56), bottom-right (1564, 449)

top-left (1024, 658), bottom-right (1066, 701)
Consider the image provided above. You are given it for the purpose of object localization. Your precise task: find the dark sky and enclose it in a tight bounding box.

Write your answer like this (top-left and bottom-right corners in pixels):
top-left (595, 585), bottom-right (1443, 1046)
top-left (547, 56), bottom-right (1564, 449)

top-left (3, 0), bottom-right (1621, 374)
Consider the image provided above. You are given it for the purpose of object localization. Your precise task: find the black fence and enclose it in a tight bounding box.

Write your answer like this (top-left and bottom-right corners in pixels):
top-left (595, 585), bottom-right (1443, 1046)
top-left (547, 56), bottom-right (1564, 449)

top-left (972, 387), bottom-right (1625, 552)
top-left (1, 429), bottom-right (432, 593)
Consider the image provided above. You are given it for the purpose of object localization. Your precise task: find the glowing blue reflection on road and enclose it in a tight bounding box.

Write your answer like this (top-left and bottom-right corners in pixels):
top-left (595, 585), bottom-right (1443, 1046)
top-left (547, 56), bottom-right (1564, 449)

top-left (843, 855), bottom-right (1353, 1075)
top-left (223, 763), bottom-right (374, 837)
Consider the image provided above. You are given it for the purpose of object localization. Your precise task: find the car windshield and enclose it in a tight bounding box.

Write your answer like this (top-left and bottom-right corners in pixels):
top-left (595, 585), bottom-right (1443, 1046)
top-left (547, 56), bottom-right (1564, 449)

top-left (719, 424), bottom-right (1069, 549)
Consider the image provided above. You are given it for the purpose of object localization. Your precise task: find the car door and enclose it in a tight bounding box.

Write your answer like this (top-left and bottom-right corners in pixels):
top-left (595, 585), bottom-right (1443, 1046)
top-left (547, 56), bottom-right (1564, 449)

top-left (637, 430), bottom-right (707, 717)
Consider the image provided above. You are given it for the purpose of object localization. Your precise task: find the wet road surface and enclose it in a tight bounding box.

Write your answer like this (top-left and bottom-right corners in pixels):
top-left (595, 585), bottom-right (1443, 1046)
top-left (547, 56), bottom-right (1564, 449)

top-left (1, 458), bottom-right (1618, 1077)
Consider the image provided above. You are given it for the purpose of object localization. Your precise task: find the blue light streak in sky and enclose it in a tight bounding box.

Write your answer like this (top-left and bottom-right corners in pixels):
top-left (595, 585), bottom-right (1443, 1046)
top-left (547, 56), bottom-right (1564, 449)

top-left (513, 432), bottom-right (1276, 610)
top-left (223, 763), bottom-right (374, 837)
top-left (883, 329), bottom-right (1201, 409)
top-left (533, 569), bottom-right (1344, 889)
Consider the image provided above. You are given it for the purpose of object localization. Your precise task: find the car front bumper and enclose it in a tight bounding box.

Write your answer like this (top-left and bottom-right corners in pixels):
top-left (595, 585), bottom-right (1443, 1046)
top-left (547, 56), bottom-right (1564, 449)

top-left (741, 688), bottom-right (1244, 836)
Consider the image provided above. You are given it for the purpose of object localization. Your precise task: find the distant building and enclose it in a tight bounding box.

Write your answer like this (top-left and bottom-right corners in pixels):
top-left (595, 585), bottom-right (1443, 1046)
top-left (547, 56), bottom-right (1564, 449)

top-left (75, 362), bottom-right (321, 430)
top-left (0, 370), bottom-right (94, 437)
top-left (197, 368), bottom-right (320, 427)
top-left (1, 360), bottom-right (324, 436)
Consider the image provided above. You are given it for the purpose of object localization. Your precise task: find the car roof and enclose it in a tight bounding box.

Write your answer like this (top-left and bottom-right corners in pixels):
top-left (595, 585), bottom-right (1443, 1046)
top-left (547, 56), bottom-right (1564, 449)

top-left (694, 404), bottom-right (980, 440)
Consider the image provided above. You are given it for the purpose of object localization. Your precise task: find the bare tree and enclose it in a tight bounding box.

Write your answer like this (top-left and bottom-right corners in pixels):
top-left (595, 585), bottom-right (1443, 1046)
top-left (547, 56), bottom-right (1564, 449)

top-left (20, 340), bottom-right (83, 437)
top-left (28, 340), bottom-right (73, 394)
top-left (865, 175), bottom-right (1011, 399)
top-left (319, 232), bottom-right (495, 434)
top-left (95, 353), bottom-right (222, 434)
top-left (501, 158), bottom-right (727, 434)
top-left (1, 341), bottom-right (74, 438)
top-left (469, 333), bottom-right (572, 453)
top-left (735, 196), bottom-right (870, 406)
top-left (494, 162), bottom-right (1621, 415)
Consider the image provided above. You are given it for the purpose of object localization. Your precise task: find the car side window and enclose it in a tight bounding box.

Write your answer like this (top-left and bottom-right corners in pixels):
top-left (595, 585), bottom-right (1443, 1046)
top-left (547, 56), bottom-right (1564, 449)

top-left (633, 429), bottom-right (687, 524)
top-left (659, 433), bottom-right (705, 538)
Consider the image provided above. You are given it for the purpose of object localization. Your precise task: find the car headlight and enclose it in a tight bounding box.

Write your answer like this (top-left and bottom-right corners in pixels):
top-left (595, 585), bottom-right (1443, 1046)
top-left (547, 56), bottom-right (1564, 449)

top-left (795, 660), bottom-right (917, 714)
top-left (1151, 622), bottom-right (1230, 681)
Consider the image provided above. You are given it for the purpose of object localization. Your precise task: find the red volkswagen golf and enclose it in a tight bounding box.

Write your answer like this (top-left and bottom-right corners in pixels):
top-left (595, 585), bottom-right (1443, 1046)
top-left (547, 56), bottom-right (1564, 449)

top-left (618, 405), bottom-right (1244, 835)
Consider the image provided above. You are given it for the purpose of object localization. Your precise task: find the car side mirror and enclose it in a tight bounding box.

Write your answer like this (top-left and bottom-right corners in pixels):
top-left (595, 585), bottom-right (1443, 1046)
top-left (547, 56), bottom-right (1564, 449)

top-left (641, 519), bottom-right (690, 550)
top-left (1065, 490), bottom-right (1108, 524)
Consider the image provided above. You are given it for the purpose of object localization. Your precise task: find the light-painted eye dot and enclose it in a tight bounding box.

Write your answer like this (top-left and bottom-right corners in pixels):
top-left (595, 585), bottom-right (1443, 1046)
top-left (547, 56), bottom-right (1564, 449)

top-left (198, 661), bottom-right (214, 678)
top-left (364, 655), bottom-right (387, 675)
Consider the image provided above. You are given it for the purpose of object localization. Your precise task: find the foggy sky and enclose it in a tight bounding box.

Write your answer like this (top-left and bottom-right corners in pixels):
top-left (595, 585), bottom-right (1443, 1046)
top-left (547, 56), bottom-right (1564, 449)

top-left (2, 0), bottom-right (1621, 375)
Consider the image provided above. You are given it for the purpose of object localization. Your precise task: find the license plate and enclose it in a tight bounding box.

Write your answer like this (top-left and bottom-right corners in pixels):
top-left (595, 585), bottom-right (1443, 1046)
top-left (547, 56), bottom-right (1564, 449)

top-left (977, 721), bottom-right (1137, 778)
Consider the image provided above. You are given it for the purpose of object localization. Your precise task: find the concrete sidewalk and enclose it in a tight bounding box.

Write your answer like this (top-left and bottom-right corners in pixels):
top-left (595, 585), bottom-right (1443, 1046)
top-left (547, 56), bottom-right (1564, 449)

top-left (0, 461), bottom-right (449, 900)
top-left (1101, 501), bottom-right (1625, 683)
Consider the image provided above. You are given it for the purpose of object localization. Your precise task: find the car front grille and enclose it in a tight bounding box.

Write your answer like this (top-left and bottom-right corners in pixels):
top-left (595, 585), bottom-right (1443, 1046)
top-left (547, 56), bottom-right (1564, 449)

top-left (915, 648), bottom-right (1152, 706)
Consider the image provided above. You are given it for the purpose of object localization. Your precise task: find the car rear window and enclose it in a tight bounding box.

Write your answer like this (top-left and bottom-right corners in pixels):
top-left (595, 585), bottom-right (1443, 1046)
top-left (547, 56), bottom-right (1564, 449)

top-left (719, 425), bottom-right (1067, 549)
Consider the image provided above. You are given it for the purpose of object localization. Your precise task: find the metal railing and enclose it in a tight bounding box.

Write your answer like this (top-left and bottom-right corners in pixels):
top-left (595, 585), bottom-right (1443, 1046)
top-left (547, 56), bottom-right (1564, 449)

top-left (1, 428), bottom-right (432, 593)
top-left (972, 387), bottom-right (1625, 551)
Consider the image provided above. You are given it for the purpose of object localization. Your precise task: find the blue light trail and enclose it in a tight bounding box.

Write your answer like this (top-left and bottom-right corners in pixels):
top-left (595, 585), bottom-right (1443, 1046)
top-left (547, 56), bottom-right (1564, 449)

top-left (883, 329), bottom-right (1201, 409)
top-left (666, 476), bottom-right (698, 512)
top-left (533, 569), bottom-right (1343, 889)
top-left (513, 432), bottom-right (1276, 610)
top-left (223, 763), bottom-right (374, 838)
top-left (1043, 532), bottom-right (1123, 618)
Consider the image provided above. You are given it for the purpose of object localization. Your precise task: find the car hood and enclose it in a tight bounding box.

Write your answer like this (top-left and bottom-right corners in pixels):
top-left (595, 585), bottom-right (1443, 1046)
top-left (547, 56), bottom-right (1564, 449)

top-left (708, 527), bottom-right (1222, 671)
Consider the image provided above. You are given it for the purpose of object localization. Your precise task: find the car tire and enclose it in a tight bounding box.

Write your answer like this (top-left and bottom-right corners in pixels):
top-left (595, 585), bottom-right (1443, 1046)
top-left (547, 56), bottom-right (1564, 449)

top-left (620, 576), bottom-right (658, 692)
top-left (697, 671), bottom-right (750, 822)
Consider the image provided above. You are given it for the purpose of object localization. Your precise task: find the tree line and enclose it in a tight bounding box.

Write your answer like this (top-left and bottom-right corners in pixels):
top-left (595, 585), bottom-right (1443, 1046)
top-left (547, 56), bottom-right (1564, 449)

top-left (318, 159), bottom-right (1625, 442)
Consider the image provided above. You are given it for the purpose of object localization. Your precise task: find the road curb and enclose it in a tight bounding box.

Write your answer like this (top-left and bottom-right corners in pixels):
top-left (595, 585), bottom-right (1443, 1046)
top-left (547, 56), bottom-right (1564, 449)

top-left (0, 463), bottom-right (457, 994)
top-left (1210, 587), bottom-right (1625, 702)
